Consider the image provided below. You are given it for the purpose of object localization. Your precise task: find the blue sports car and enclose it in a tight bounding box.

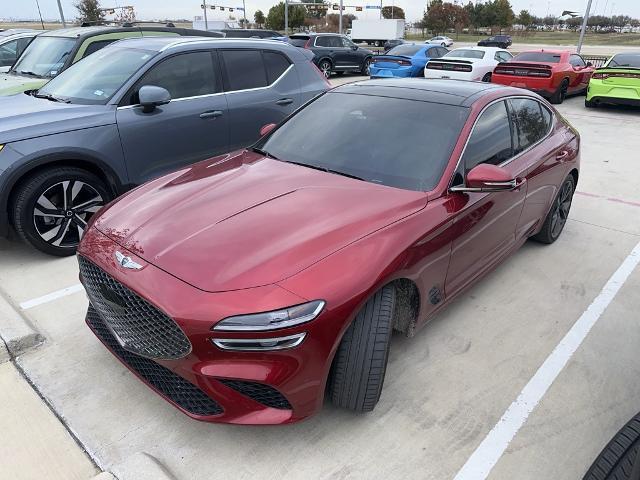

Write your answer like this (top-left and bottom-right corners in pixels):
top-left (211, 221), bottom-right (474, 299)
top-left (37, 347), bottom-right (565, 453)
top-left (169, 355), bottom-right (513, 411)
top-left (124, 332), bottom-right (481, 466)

top-left (369, 43), bottom-right (449, 78)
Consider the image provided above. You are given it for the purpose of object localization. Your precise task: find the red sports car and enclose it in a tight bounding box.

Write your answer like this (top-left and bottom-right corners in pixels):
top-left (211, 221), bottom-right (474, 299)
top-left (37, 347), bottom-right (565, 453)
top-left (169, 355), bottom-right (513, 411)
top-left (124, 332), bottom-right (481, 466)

top-left (492, 50), bottom-right (595, 104)
top-left (78, 79), bottom-right (580, 425)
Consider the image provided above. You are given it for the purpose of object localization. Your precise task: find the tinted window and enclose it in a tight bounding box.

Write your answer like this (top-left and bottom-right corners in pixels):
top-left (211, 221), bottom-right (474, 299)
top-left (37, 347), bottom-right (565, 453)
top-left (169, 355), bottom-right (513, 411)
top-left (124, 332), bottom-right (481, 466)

top-left (140, 51), bottom-right (216, 99)
top-left (514, 52), bottom-right (562, 63)
top-left (509, 99), bottom-right (549, 154)
top-left (0, 39), bottom-right (18, 67)
top-left (221, 49), bottom-right (267, 91)
top-left (316, 36), bottom-right (332, 47)
top-left (16, 37), bottom-right (32, 57)
top-left (258, 92), bottom-right (469, 191)
top-left (609, 54), bottom-right (640, 68)
top-left (495, 51), bottom-right (512, 62)
top-left (82, 39), bottom-right (117, 58)
top-left (437, 47), bottom-right (449, 57)
top-left (462, 101), bottom-right (512, 171)
top-left (388, 44), bottom-right (422, 56)
top-left (569, 54), bottom-right (586, 67)
top-left (446, 49), bottom-right (485, 59)
top-left (289, 35), bottom-right (309, 47)
top-left (263, 51), bottom-right (290, 84)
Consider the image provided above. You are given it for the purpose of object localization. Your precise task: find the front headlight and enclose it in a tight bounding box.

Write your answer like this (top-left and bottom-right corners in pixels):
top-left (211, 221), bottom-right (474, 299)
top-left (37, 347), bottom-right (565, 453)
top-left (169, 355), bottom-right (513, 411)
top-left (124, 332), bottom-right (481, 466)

top-left (213, 300), bottom-right (325, 332)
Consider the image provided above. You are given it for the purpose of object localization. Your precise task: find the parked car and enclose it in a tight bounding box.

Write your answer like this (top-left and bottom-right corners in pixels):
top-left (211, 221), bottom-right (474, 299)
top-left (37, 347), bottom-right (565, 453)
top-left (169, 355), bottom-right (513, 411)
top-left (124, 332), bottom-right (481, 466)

top-left (0, 37), bottom-right (329, 256)
top-left (425, 46), bottom-right (512, 82)
top-left (0, 25), bottom-right (223, 96)
top-left (218, 29), bottom-right (287, 42)
top-left (0, 30), bottom-right (40, 73)
top-left (585, 52), bottom-right (640, 108)
top-left (289, 33), bottom-right (374, 78)
top-left (382, 39), bottom-right (406, 52)
top-left (491, 50), bottom-right (595, 104)
top-left (477, 34), bottom-right (512, 49)
top-left (0, 29), bottom-right (37, 37)
top-left (78, 78), bottom-right (579, 424)
top-left (426, 36), bottom-right (454, 47)
top-left (370, 43), bottom-right (447, 78)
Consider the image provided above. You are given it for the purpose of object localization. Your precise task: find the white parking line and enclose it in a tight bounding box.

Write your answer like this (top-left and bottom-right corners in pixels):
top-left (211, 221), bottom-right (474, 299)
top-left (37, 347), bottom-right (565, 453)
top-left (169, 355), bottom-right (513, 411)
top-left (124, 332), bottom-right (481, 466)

top-left (19, 284), bottom-right (84, 310)
top-left (454, 239), bottom-right (640, 480)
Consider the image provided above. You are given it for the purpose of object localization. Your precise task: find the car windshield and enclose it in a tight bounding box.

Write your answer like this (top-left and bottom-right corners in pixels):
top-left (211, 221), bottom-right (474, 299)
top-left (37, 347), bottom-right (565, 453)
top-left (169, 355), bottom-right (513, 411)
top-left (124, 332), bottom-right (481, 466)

top-left (258, 92), bottom-right (469, 192)
top-left (608, 54), bottom-right (640, 68)
top-left (11, 36), bottom-right (76, 78)
top-left (38, 47), bottom-right (157, 105)
top-left (514, 52), bottom-right (562, 63)
top-left (446, 49), bottom-right (485, 59)
top-left (387, 44), bottom-right (421, 56)
top-left (289, 36), bottom-right (309, 47)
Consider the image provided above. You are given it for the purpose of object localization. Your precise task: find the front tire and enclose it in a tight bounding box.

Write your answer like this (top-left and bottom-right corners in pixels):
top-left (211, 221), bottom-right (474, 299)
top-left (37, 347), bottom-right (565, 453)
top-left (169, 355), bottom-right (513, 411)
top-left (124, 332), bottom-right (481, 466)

top-left (329, 285), bottom-right (396, 412)
top-left (532, 174), bottom-right (575, 244)
top-left (12, 167), bottom-right (110, 256)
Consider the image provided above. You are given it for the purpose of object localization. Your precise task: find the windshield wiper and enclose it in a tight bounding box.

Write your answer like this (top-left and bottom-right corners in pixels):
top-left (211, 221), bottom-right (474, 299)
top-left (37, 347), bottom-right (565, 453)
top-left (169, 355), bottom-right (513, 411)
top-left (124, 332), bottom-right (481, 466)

top-left (280, 159), bottom-right (365, 181)
top-left (325, 169), bottom-right (365, 181)
top-left (250, 146), bottom-right (280, 160)
top-left (17, 70), bottom-right (41, 77)
top-left (33, 92), bottom-right (70, 103)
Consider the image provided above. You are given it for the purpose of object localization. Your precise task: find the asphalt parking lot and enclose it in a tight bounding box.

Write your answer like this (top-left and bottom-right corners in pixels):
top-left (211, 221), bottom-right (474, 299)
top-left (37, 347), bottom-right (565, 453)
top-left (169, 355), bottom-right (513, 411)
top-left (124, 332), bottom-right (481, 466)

top-left (1, 77), bottom-right (640, 480)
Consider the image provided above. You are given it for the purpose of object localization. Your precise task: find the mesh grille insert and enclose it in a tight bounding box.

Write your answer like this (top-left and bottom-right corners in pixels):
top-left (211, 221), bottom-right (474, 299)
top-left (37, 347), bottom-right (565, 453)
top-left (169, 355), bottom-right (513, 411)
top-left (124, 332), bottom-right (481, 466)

top-left (219, 379), bottom-right (292, 410)
top-left (87, 306), bottom-right (223, 416)
top-left (78, 256), bottom-right (191, 360)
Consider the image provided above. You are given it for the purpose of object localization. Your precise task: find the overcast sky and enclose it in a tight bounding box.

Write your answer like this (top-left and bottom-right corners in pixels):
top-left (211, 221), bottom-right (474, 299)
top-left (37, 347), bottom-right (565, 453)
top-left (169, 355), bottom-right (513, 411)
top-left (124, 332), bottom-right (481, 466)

top-left (4, 0), bottom-right (640, 23)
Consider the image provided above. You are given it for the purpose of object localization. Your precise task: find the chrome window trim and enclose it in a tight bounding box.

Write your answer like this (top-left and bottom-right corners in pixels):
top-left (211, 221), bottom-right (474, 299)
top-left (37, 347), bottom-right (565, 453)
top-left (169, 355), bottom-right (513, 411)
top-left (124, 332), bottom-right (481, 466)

top-left (224, 63), bottom-right (293, 95)
top-left (447, 95), bottom-right (556, 190)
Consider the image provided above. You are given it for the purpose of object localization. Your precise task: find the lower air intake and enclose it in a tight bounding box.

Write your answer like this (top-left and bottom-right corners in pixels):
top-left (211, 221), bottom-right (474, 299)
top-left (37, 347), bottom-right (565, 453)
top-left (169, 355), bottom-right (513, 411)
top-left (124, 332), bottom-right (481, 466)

top-left (218, 379), bottom-right (292, 410)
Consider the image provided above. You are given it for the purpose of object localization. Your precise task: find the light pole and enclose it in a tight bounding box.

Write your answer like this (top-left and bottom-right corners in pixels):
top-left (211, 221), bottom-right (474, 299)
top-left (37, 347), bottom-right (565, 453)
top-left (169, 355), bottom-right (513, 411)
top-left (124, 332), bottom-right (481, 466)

top-left (577, 0), bottom-right (593, 54)
top-left (242, 0), bottom-right (247, 25)
top-left (285, 0), bottom-right (289, 35)
top-left (56, 0), bottom-right (67, 28)
top-left (339, 0), bottom-right (343, 34)
top-left (34, 0), bottom-right (45, 29)
top-left (203, 0), bottom-right (209, 30)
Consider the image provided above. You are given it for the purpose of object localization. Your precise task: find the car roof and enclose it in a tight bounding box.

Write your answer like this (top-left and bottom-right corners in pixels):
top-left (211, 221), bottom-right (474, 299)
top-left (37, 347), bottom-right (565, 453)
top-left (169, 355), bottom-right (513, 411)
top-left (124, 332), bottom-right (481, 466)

top-left (519, 49), bottom-right (570, 54)
top-left (0, 31), bottom-right (42, 40)
top-left (39, 25), bottom-right (208, 40)
top-left (332, 79), bottom-right (507, 107)
top-left (450, 46), bottom-right (502, 52)
top-left (107, 36), bottom-right (300, 54)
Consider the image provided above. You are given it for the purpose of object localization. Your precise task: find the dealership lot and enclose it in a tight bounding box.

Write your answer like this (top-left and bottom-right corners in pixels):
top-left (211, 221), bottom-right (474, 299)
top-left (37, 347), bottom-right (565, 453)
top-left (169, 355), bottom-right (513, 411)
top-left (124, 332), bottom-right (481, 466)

top-left (1, 78), bottom-right (640, 480)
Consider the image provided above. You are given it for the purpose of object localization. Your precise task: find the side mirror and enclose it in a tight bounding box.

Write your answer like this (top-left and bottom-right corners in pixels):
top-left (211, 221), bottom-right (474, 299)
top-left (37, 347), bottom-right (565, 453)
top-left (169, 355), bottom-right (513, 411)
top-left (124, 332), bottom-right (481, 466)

top-left (450, 164), bottom-right (519, 193)
top-left (260, 123), bottom-right (277, 137)
top-left (138, 85), bottom-right (171, 113)
top-left (586, 61), bottom-right (593, 67)
top-left (351, 45), bottom-right (358, 51)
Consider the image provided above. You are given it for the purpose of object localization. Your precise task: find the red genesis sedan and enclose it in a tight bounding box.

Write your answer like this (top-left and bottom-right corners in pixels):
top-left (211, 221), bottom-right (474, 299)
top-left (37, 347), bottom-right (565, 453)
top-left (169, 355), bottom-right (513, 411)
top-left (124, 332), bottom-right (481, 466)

top-left (492, 50), bottom-right (595, 104)
top-left (78, 79), bottom-right (580, 425)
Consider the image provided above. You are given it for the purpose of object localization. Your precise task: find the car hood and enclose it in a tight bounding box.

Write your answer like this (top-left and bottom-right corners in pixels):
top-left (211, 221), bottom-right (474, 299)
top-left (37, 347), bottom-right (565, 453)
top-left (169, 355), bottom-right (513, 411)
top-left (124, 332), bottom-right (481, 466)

top-left (0, 93), bottom-right (115, 144)
top-left (94, 150), bottom-right (427, 292)
top-left (0, 72), bottom-right (47, 96)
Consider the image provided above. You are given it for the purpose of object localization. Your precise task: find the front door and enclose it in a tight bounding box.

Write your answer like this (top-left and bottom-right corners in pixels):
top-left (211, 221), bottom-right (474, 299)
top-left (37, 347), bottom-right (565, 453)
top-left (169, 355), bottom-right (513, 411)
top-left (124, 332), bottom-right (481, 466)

top-left (445, 100), bottom-right (528, 297)
top-left (116, 51), bottom-right (229, 184)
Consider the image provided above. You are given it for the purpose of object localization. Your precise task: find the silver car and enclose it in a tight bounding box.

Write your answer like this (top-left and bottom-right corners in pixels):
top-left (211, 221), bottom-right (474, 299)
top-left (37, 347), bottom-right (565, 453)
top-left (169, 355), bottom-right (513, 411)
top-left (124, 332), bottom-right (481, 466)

top-left (0, 37), bottom-right (329, 255)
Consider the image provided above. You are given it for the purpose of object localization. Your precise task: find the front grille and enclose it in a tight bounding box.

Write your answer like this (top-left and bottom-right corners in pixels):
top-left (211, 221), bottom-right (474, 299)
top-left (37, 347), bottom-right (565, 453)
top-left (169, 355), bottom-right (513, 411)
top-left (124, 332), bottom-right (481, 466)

top-left (78, 256), bottom-right (191, 360)
top-left (219, 379), bottom-right (292, 410)
top-left (87, 306), bottom-right (223, 416)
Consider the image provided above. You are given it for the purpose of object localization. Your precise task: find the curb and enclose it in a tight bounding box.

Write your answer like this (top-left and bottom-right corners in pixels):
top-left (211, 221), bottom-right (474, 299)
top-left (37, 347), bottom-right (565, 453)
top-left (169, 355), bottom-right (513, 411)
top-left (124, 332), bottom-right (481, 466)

top-left (112, 452), bottom-right (176, 480)
top-left (0, 291), bottom-right (44, 357)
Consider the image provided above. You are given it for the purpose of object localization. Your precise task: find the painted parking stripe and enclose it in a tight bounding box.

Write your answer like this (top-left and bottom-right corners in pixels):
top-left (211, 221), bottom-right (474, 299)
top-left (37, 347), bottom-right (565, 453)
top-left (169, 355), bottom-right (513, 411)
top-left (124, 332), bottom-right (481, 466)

top-left (19, 284), bottom-right (84, 310)
top-left (454, 239), bottom-right (640, 480)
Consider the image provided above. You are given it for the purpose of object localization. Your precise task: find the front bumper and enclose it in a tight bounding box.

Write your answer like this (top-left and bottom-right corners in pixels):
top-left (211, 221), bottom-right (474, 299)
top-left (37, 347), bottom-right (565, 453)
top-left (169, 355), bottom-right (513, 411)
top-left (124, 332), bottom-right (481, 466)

top-left (78, 227), bottom-right (345, 424)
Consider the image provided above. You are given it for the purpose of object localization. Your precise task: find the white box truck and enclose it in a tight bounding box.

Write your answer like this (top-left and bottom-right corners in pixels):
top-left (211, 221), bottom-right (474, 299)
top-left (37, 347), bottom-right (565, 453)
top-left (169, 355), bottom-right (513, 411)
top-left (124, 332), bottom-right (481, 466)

top-left (348, 19), bottom-right (405, 47)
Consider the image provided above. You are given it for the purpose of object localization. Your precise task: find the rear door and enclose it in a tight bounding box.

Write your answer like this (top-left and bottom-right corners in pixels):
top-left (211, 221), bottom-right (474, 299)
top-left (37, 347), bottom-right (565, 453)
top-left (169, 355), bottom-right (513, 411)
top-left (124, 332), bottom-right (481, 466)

top-left (117, 50), bottom-right (230, 184)
top-left (445, 100), bottom-right (528, 297)
top-left (220, 48), bottom-right (300, 151)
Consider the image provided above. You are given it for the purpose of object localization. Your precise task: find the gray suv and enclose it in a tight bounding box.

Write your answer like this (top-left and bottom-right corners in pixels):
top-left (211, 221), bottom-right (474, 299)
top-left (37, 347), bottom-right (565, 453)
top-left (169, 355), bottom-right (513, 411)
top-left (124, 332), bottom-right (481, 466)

top-left (0, 37), bottom-right (329, 255)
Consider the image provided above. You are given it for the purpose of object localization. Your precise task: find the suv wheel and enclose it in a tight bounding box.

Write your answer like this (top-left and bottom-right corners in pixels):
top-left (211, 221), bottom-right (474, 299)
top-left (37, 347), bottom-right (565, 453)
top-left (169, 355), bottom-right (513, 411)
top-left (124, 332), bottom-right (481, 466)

top-left (12, 167), bottom-right (110, 256)
top-left (361, 57), bottom-right (372, 75)
top-left (318, 59), bottom-right (332, 79)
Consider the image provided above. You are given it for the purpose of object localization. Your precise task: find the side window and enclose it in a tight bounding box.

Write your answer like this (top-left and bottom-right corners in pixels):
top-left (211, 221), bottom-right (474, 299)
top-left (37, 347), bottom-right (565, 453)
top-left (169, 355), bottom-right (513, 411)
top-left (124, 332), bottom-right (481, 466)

top-left (0, 39), bottom-right (18, 67)
top-left (570, 54), bottom-right (586, 67)
top-left (16, 37), bottom-right (33, 57)
top-left (221, 49), bottom-right (267, 91)
top-left (508, 98), bottom-right (549, 154)
top-left (540, 104), bottom-right (553, 132)
top-left (263, 51), bottom-right (291, 84)
top-left (438, 47), bottom-right (448, 57)
top-left (495, 51), bottom-right (510, 62)
top-left (341, 37), bottom-right (355, 48)
top-left (137, 52), bottom-right (216, 101)
top-left (462, 101), bottom-right (513, 172)
top-left (329, 36), bottom-right (343, 48)
top-left (82, 39), bottom-right (117, 59)
top-left (316, 36), bottom-right (331, 47)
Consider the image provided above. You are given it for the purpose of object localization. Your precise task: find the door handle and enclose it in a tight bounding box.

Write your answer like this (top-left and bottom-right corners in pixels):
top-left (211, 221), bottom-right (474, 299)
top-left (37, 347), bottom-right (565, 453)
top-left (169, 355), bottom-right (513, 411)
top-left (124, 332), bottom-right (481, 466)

top-left (556, 150), bottom-right (570, 162)
top-left (276, 98), bottom-right (294, 106)
top-left (200, 110), bottom-right (223, 119)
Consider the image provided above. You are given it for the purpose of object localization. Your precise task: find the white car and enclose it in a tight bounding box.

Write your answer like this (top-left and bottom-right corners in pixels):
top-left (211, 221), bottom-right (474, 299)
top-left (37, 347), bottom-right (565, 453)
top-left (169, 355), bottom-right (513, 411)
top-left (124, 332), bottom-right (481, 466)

top-left (424, 46), bottom-right (513, 82)
top-left (426, 36), bottom-right (454, 47)
top-left (0, 30), bottom-right (41, 73)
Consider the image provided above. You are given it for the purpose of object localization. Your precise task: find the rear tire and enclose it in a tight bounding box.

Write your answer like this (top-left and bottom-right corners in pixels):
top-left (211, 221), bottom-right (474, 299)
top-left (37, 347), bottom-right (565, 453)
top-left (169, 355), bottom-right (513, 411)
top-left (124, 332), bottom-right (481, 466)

top-left (550, 79), bottom-right (569, 104)
top-left (532, 174), bottom-right (575, 244)
top-left (585, 98), bottom-right (596, 108)
top-left (361, 57), bottom-right (372, 75)
top-left (482, 72), bottom-right (492, 82)
top-left (318, 59), bottom-right (332, 79)
top-left (583, 412), bottom-right (640, 480)
top-left (12, 167), bottom-right (110, 256)
top-left (329, 285), bottom-right (396, 412)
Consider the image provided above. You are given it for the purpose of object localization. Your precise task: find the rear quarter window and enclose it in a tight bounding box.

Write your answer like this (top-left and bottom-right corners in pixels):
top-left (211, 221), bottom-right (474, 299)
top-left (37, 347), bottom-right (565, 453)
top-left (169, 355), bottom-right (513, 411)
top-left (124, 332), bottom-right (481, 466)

top-left (263, 51), bottom-right (291, 83)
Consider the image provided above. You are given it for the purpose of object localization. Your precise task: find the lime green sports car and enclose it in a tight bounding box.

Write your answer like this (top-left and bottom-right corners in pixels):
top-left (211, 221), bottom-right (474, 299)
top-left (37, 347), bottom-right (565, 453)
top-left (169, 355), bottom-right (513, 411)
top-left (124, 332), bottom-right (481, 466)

top-left (586, 52), bottom-right (640, 108)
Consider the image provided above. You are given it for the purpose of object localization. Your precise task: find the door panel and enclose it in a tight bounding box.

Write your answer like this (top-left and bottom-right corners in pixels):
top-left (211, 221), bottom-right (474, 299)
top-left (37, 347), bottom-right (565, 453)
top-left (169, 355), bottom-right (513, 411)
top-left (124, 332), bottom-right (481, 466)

top-left (117, 51), bottom-right (229, 184)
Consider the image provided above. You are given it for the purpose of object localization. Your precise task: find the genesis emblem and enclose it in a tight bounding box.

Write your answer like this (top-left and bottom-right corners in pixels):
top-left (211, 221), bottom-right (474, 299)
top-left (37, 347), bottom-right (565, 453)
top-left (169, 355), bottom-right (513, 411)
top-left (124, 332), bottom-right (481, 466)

top-left (115, 251), bottom-right (143, 270)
